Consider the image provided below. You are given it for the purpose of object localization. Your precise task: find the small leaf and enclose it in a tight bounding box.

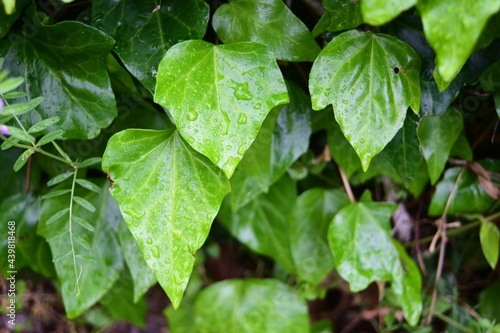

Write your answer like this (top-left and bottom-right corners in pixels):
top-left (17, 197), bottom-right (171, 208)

top-left (75, 254), bottom-right (96, 261)
top-left (13, 148), bottom-right (34, 171)
top-left (78, 157), bottom-right (101, 168)
top-left (213, 0), bottom-right (320, 62)
top-left (480, 221), bottom-right (499, 269)
top-left (194, 279), bottom-right (309, 333)
top-left (1, 97), bottom-right (44, 116)
top-left (47, 171), bottom-right (74, 186)
top-left (1, 137), bottom-right (19, 150)
top-left (52, 251), bottom-right (73, 262)
top-left (36, 130), bottom-right (64, 146)
top-left (310, 30), bottom-right (421, 170)
top-left (45, 208), bottom-right (70, 225)
top-left (361, 0), bottom-right (416, 26)
top-left (73, 196), bottom-right (96, 212)
top-left (6, 126), bottom-right (35, 144)
top-left (73, 234), bottom-right (91, 250)
top-left (45, 229), bottom-right (69, 242)
top-left (2, 91), bottom-right (26, 99)
top-left (155, 40), bottom-right (289, 178)
top-left (41, 189), bottom-right (72, 199)
top-left (0, 77), bottom-right (24, 94)
top-left (27, 117), bottom-right (60, 134)
top-left (73, 216), bottom-right (95, 232)
top-left (417, 107), bottom-right (463, 184)
top-left (417, 0), bottom-right (500, 89)
top-left (75, 179), bottom-right (101, 193)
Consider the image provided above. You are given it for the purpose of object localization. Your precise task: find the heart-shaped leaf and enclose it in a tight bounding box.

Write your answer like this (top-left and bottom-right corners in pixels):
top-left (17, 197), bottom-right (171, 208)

top-left (417, 0), bottom-right (500, 90)
top-left (310, 30), bottom-right (421, 170)
top-left (212, 0), bottom-right (320, 62)
top-left (0, 5), bottom-right (117, 139)
top-left (91, 0), bottom-right (209, 92)
top-left (102, 129), bottom-right (230, 308)
top-left (155, 40), bottom-right (289, 178)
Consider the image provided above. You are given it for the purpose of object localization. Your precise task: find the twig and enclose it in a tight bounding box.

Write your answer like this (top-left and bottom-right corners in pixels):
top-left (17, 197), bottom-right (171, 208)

top-left (338, 165), bottom-right (355, 203)
top-left (426, 167), bottom-right (466, 325)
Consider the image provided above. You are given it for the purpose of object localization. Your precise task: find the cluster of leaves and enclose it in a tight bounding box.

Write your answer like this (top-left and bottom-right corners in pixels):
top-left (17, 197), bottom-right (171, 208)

top-left (0, 0), bottom-right (499, 332)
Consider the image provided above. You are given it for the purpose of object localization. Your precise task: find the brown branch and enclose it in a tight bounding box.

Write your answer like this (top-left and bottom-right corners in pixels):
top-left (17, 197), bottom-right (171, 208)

top-left (338, 165), bottom-right (355, 203)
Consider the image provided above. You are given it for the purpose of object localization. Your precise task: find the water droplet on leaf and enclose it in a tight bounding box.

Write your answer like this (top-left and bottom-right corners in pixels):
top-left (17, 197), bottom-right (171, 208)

top-left (237, 113), bottom-right (247, 124)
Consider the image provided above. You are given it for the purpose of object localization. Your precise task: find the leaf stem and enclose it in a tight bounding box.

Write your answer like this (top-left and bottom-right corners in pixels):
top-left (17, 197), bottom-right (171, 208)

top-left (338, 165), bottom-right (355, 203)
top-left (426, 167), bottom-right (465, 326)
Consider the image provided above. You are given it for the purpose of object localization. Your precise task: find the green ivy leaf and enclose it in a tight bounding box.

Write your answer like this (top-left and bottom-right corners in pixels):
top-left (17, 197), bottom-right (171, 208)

top-left (0, 5), bottom-right (117, 139)
top-left (219, 175), bottom-right (296, 273)
top-left (480, 221), bottom-right (500, 269)
top-left (91, 0), bottom-right (209, 92)
top-left (289, 188), bottom-right (349, 285)
top-left (417, 0), bottom-right (500, 90)
top-left (328, 202), bottom-right (421, 324)
top-left (155, 40), bottom-right (289, 178)
top-left (102, 129), bottom-right (230, 308)
top-left (361, 0), bottom-right (416, 26)
top-left (383, 111), bottom-right (423, 187)
top-left (312, 0), bottom-right (363, 36)
top-left (232, 81), bottom-right (311, 210)
top-left (327, 119), bottom-right (361, 178)
top-left (212, 0), bottom-right (320, 62)
top-left (38, 179), bottom-right (123, 318)
top-left (310, 30), bottom-right (421, 170)
top-left (193, 279), bottom-right (310, 333)
top-left (417, 107), bottom-right (463, 184)
top-left (428, 164), bottom-right (497, 216)
top-left (117, 220), bottom-right (156, 303)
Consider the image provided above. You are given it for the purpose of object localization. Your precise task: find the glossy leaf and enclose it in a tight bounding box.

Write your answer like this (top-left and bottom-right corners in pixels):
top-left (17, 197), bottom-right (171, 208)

top-left (361, 0), bottom-right (416, 26)
top-left (1, 96), bottom-right (44, 117)
top-left (480, 221), bottom-right (499, 269)
top-left (91, 0), bottom-right (209, 92)
top-left (38, 179), bottom-right (123, 318)
top-left (229, 169), bottom-right (267, 212)
top-left (27, 117), bottom-right (60, 134)
top-left (13, 148), bottom-right (34, 171)
top-left (328, 202), bottom-right (421, 324)
top-left (417, 107), bottom-right (463, 184)
top-left (102, 129), bottom-right (230, 308)
top-left (219, 175), bottom-right (297, 273)
top-left (154, 40), bottom-right (289, 178)
top-left (37, 130), bottom-right (64, 146)
top-left (417, 0), bottom-right (500, 90)
top-left (47, 171), bottom-right (74, 186)
top-left (289, 188), bottom-right (349, 285)
top-left (232, 81), bottom-right (311, 210)
top-left (0, 5), bottom-right (117, 139)
top-left (382, 111), bottom-right (423, 187)
top-left (117, 220), bottom-right (156, 303)
top-left (310, 30), bottom-right (421, 170)
top-left (428, 166), bottom-right (496, 216)
top-left (213, 0), bottom-right (320, 62)
top-left (312, 0), bottom-right (362, 36)
top-left (194, 279), bottom-right (310, 333)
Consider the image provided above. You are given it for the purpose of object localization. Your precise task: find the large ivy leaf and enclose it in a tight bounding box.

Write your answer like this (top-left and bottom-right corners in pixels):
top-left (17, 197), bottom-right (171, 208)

top-left (0, 193), bottom-right (54, 278)
top-left (428, 165), bottom-right (497, 216)
top-left (289, 188), bottom-right (349, 285)
top-left (117, 220), bottom-right (156, 303)
top-left (480, 221), bottom-right (500, 269)
top-left (193, 279), bottom-right (310, 333)
top-left (328, 202), bottom-right (422, 324)
top-left (0, 6), bottom-right (117, 139)
top-left (155, 40), bottom-right (289, 178)
top-left (232, 81), bottom-right (311, 210)
top-left (312, 0), bottom-right (363, 36)
top-left (102, 129), bottom-right (230, 308)
top-left (38, 179), bottom-right (123, 318)
top-left (417, 0), bottom-right (500, 90)
top-left (361, 0), bottom-right (416, 26)
top-left (310, 30), bottom-right (421, 170)
top-left (417, 107), bottom-right (463, 184)
top-left (91, 0), bottom-right (209, 92)
top-left (212, 0), bottom-right (320, 62)
top-left (218, 175), bottom-right (296, 273)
